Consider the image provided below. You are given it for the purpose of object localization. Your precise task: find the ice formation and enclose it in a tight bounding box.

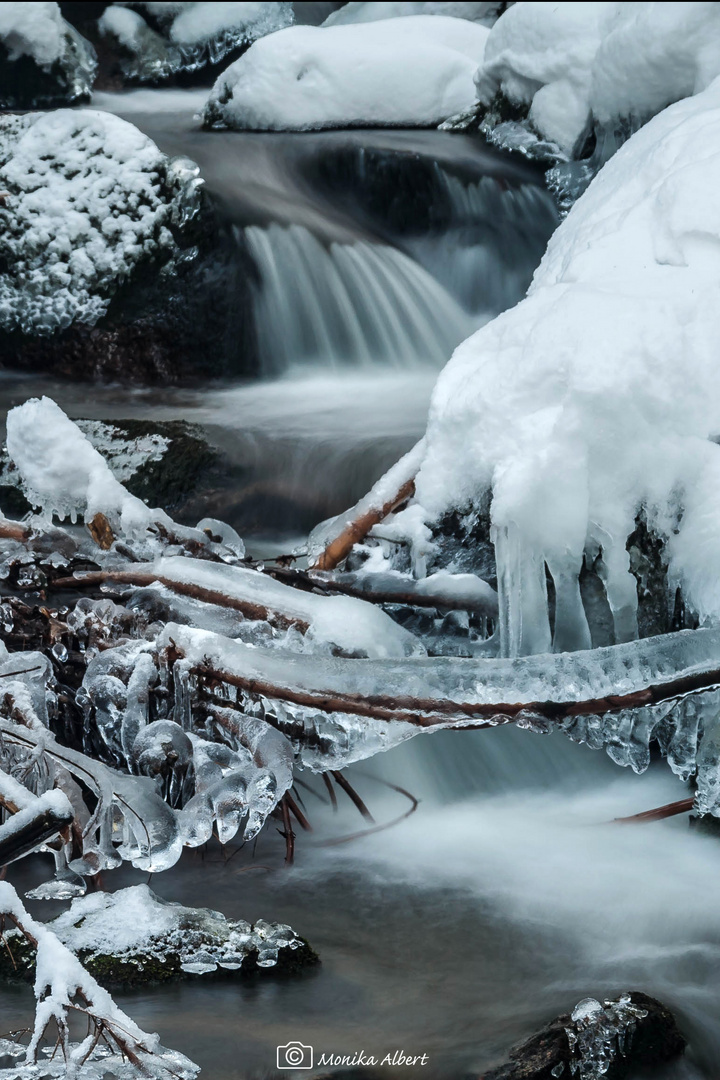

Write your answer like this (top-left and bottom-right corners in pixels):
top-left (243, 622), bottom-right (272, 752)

top-left (473, 2), bottom-right (720, 161)
top-left (0, 1), bottom-right (97, 108)
top-left (401, 75), bottom-right (720, 660)
top-left (565, 994), bottom-right (648, 1079)
top-left (100, 2), bottom-right (294, 82)
top-left (202, 16), bottom-right (490, 130)
top-left (0, 110), bottom-right (203, 335)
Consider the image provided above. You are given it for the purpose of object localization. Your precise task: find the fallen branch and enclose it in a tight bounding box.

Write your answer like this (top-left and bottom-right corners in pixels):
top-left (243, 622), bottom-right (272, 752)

top-left (614, 798), bottom-right (694, 824)
top-left (310, 438), bottom-right (424, 571)
top-left (0, 515), bottom-right (30, 542)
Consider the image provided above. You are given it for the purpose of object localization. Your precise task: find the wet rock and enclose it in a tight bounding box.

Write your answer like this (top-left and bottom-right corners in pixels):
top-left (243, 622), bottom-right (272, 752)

top-left (479, 992), bottom-right (685, 1080)
top-left (0, 4), bottom-right (97, 109)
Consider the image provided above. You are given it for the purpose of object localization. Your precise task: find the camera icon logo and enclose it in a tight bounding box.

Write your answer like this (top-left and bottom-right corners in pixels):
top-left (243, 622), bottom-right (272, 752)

top-left (277, 1042), bottom-right (314, 1070)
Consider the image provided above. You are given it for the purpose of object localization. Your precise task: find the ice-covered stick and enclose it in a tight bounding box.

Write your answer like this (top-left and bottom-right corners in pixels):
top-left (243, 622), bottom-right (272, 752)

top-left (162, 622), bottom-right (720, 729)
top-left (0, 769), bottom-right (74, 867)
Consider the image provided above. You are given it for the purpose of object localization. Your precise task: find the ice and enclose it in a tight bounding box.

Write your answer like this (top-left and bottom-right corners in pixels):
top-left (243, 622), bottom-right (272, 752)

top-left (203, 16), bottom-right (490, 130)
top-left (137, 554), bottom-right (425, 658)
top-left (0, 110), bottom-right (203, 335)
top-left (407, 76), bottom-right (720, 657)
top-left (565, 992), bottom-right (648, 1079)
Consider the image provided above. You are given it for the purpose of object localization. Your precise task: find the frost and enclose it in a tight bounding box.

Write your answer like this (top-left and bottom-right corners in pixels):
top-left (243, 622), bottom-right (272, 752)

top-left (203, 16), bottom-right (490, 130)
top-left (0, 110), bottom-right (203, 335)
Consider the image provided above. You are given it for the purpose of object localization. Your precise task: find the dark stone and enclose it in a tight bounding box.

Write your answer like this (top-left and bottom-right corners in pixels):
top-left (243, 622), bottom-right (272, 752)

top-left (479, 992), bottom-right (685, 1080)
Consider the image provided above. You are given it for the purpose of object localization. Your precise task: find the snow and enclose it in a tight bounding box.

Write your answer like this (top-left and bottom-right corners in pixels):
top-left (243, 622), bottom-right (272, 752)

top-left (0, 109), bottom-right (202, 335)
top-left (0, 1), bottom-right (66, 66)
top-left (324, 3), bottom-right (503, 27)
top-left (409, 75), bottom-right (720, 656)
top-left (475, 1), bottom-right (720, 157)
top-left (203, 16), bottom-right (490, 130)
top-left (6, 397), bottom-right (158, 533)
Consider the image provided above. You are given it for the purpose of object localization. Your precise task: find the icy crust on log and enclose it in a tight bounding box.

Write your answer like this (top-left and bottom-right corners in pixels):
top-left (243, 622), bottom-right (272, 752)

top-left (406, 77), bottom-right (720, 659)
top-left (0, 882), bottom-right (199, 1080)
top-left (162, 622), bottom-right (720, 814)
top-left (0, 2), bottom-right (96, 109)
top-left (202, 16), bottom-right (490, 130)
top-left (99, 2), bottom-right (294, 84)
top-left (0, 110), bottom-right (203, 336)
top-left (472, 2), bottom-right (720, 160)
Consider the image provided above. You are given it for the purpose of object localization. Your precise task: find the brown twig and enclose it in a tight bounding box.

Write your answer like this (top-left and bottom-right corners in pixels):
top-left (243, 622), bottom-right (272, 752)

top-left (614, 797), bottom-right (694, 824)
top-left (312, 476), bottom-right (416, 571)
top-left (330, 771), bottom-right (375, 822)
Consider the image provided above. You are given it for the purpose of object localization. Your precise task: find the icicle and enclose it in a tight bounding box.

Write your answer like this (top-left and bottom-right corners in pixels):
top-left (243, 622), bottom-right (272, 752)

top-left (493, 523), bottom-right (552, 658)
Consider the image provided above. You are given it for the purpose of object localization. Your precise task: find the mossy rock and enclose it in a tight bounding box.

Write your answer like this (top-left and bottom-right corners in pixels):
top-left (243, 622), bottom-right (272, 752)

top-left (0, 929), bottom-right (318, 990)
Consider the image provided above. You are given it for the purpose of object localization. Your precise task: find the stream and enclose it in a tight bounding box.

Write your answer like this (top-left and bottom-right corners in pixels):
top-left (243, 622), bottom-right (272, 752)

top-left (2, 90), bottom-right (718, 1079)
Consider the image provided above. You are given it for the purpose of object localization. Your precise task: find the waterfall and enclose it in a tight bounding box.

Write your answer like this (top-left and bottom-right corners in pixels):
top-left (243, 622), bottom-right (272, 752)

top-left (408, 174), bottom-right (559, 315)
top-left (244, 222), bottom-right (478, 373)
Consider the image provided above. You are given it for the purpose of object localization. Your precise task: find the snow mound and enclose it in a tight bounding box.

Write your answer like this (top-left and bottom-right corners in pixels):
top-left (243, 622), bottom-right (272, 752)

top-left (0, 1), bottom-right (96, 108)
top-left (323, 2), bottom-right (505, 27)
top-left (408, 75), bottom-right (720, 655)
top-left (476, 1), bottom-right (720, 157)
top-left (0, 109), bottom-right (203, 335)
top-left (101, 2), bottom-right (294, 82)
top-left (203, 16), bottom-right (490, 130)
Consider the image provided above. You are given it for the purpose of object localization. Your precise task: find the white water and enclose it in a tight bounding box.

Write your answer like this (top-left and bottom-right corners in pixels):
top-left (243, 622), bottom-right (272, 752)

top-left (245, 222), bottom-right (479, 372)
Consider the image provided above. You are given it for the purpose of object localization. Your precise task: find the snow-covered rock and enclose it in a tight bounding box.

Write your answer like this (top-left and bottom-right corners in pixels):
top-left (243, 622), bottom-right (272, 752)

top-left (203, 15), bottom-right (490, 130)
top-left (0, 1), bottom-right (96, 108)
top-left (0, 108), bottom-right (202, 337)
top-left (99, 1), bottom-right (294, 84)
top-left (474, 2), bottom-right (720, 158)
top-left (323, 2), bottom-right (508, 27)
top-left (405, 75), bottom-right (720, 655)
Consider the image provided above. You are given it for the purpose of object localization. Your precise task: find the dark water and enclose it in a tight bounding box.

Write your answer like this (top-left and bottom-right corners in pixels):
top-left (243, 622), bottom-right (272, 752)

top-left (3, 91), bottom-right (716, 1080)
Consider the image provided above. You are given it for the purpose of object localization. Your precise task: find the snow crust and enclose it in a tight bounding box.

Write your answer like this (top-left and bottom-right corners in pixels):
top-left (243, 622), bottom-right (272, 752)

top-left (0, 109), bottom-right (202, 335)
top-left (203, 16), bottom-right (490, 130)
top-left (476, 1), bottom-right (720, 156)
top-left (169, 1), bottom-right (294, 46)
top-left (411, 75), bottom-right (720, 653)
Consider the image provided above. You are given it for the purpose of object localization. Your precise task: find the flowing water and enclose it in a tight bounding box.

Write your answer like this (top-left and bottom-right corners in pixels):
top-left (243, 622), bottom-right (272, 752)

top-left (2, 90), bottom-right (717, 1080)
